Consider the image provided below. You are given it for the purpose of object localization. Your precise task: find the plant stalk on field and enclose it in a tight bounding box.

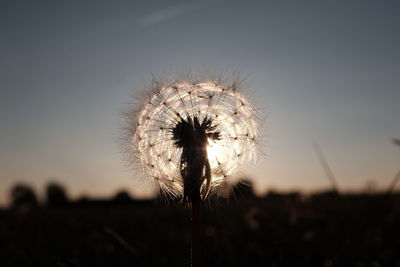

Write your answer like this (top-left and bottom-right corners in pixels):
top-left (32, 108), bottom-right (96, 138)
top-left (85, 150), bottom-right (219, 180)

top-left (313, 141), bottom-right (340, 194)
top-left (124, 73), bottom-right (260, 266)
top-left (387, 138), bottom-right (400, 194)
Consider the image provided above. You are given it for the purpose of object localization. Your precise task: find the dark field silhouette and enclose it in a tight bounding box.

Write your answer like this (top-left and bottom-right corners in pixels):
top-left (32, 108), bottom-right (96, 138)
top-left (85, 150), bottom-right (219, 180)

top-left (1, 183), bottom-right (400, 267)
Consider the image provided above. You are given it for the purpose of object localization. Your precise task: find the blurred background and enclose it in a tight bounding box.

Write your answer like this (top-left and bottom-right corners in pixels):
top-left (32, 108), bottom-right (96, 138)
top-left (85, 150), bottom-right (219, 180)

top-left (1, 0), bottom-right (400, 266)
top-left (1, 0), bottom-right (400, 204)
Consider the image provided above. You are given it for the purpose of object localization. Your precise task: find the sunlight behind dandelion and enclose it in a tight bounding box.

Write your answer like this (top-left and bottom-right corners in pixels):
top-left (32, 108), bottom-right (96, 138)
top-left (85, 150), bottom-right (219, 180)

top-left (206, 139), bottom-right (222, 166)
top-left (129, 79), bottom-right (260, 198)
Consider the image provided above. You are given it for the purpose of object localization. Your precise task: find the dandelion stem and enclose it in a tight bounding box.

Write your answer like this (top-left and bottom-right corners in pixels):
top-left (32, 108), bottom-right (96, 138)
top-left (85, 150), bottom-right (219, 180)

top-left (191, 189), bottom-right (202, 267)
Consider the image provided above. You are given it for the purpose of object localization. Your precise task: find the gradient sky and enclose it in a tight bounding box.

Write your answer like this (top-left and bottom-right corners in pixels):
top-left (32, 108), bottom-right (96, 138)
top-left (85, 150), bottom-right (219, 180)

top-left (1, 0), bottom-right (400, 205)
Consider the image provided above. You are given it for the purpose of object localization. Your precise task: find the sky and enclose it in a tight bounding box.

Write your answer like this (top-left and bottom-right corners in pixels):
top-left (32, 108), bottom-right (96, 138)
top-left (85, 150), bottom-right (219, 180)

top-left (1, 0), bottom-right (400, 205)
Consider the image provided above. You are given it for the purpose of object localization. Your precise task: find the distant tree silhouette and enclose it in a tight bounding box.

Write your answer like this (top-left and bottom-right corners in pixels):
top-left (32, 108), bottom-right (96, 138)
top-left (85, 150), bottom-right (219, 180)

top-left (46, 182), bottom-right (69, 206)
top-left (112, 190), bottom-right (133, 203)
top-left (10, 183), bottom-right (38, 208)
top-left (230, 179), bottom-right (256, 199)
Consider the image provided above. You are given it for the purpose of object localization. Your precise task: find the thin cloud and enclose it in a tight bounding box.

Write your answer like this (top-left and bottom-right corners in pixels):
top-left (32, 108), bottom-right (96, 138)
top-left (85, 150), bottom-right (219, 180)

top-left (138, 3), bottom-right (195, 27)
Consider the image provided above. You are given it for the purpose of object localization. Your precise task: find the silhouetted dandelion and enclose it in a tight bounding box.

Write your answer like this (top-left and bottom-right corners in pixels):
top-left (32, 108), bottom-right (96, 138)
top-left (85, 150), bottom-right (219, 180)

top-left (124, 72), bottom-right (260, 266)
top-left (126, 73), bottom-right (259, 200)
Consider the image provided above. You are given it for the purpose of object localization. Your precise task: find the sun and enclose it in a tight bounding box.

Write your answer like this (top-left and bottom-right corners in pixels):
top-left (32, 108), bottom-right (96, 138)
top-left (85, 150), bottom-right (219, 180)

top-left (206, 138), bottom-right (222, 164)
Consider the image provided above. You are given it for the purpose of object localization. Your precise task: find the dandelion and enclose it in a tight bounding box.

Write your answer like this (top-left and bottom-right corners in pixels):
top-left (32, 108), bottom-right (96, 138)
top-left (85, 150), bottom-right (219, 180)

top-left (124, 72), bottom-right (260, 266)
top-left (127, 74), bottom-right (260, 201)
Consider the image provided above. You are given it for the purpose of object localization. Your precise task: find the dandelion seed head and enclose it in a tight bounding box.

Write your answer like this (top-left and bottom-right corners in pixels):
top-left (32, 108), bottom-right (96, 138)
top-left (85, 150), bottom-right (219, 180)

top-left (128, 76), bottom-right (260, 198)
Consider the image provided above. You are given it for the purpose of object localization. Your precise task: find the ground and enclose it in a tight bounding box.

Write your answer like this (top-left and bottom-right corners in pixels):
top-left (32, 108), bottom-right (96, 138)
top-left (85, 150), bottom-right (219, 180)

top-left (1, 193), bottom-right (399, 267)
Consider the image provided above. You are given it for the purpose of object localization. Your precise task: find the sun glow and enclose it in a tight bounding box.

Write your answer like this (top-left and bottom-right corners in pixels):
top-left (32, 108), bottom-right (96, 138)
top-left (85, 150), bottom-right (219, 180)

top-left (207, 139), bottom-right (222, 166)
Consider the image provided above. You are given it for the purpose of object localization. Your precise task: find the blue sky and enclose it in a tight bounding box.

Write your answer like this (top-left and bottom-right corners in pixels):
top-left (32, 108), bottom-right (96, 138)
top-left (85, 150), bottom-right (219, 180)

top-left (1, 0), bottom-right (400, 205)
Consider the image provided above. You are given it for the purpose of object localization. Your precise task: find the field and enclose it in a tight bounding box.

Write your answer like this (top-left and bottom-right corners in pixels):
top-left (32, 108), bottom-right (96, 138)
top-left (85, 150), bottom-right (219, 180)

top-left (1, 192), bottom-right (399, 267)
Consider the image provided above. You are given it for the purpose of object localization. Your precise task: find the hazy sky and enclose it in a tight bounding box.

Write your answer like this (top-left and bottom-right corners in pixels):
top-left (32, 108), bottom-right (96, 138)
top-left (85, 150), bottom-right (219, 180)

top-left (1, 0), bottom-right (400, 205)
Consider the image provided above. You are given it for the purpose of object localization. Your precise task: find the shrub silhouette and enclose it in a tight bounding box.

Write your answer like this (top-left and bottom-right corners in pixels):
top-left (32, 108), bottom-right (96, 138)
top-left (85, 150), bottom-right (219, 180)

top-left (10, 183), bottom-right (38, 208)
top-left (112, 190), bottom-right (133, 204)
top-left (46, 182), bottom-right (69, 207)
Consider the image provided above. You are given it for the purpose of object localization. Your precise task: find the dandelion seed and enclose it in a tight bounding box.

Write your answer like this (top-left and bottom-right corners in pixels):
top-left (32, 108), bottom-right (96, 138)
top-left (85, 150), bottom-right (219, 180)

top-left (127, 74), bottom-right (260, 201)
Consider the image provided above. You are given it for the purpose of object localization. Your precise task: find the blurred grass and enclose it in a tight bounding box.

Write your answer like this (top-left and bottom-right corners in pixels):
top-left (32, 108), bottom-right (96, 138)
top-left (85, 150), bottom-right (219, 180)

top-left (1, 193), bottom-right (400, 267)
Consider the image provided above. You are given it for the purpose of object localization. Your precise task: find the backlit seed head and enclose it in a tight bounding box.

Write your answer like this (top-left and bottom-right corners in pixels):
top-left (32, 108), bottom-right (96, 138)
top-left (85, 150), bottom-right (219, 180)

top-left (124, 73), bottom-right (260, 199)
